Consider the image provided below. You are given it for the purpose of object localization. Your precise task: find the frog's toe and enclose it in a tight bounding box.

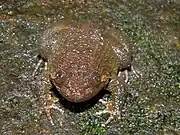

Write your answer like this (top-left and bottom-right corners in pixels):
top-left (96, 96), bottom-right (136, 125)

top-left (124, 70), bottom-right (129, 83)
top-left (33, 59), bottom-right (43, 77)
top-left (131, 66), bottom-right (141, 78)
top-left (51, 104), bottom-right (64, 114)
top-left (43, 103), bottom-right (54, 125)
top-left (95, 99), bottom-right (117, 126)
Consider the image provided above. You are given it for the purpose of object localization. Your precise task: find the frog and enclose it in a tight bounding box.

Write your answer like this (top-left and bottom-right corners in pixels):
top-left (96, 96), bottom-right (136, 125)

top-left (34, 21), bottom-right (132, 126)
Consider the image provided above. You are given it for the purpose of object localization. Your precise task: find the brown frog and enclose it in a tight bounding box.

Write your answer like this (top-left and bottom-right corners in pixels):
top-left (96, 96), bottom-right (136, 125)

top-left (34, 22), bottom-right (132, 126)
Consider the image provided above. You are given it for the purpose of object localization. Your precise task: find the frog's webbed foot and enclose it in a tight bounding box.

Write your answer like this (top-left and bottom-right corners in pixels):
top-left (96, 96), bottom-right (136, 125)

top-left (95, 99), bottom-right (119, 127)
top-left (43, 96), bottom-right (64, 126)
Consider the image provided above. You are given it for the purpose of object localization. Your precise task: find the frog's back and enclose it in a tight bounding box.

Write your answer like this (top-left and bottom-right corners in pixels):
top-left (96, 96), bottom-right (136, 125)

top-left (40, 23), bottom-right (101, 60)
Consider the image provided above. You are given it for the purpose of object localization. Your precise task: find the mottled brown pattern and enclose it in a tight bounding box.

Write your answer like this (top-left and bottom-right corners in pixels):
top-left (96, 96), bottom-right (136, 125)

top-left (39, 22), bottom-right (132, 103)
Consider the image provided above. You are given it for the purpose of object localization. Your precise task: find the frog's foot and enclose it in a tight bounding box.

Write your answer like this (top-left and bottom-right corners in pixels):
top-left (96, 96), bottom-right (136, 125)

top-left (43, 97), bottom-right (64, 126)
top-left (33, 58), bottom-right (47, 77)
top-left (131, 66), bottom-right (141, 78)
top-left (122, 66), bottom-right (141, 83)
top-left (124, 70), bottom-right (129, 83)
top-left (33, 59), bottom-right (43, 76)
top-left (95, 99), bottom-right (119, 127)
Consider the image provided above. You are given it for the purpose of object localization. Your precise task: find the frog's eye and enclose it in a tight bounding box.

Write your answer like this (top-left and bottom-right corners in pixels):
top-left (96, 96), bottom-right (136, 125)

top-left (52, 70), bottom-right (66, 86)
top-left (55, 71), bottom-right (63, 79)
top-left (92, 72), bottom-right (101, 83)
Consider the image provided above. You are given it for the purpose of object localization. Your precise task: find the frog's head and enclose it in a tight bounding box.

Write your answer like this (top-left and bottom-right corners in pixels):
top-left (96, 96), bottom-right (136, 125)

top-left (50, 65), bottom-right (110, 103)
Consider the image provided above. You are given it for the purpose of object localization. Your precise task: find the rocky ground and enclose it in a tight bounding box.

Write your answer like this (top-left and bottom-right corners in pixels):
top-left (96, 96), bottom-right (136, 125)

top-left (0, 0), bottom-right (179, 134)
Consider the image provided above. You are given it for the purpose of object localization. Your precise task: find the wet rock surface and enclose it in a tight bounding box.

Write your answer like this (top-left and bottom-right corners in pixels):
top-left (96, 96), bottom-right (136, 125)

top-left (0, 0), bottom-right (179, 134)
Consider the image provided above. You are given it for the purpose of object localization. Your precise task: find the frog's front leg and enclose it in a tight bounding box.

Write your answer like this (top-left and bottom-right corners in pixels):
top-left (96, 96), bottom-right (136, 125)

top-left (39, 62), bottom-right (64, 126)
top-left (96, 70), bottom-right (128, 126)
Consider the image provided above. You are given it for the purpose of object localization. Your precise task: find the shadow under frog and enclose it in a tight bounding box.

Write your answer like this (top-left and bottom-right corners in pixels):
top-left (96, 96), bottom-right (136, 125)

top-left (51, 80), bottom-right (111, 113)
top-left (34, 22), bottom-right (132, 126)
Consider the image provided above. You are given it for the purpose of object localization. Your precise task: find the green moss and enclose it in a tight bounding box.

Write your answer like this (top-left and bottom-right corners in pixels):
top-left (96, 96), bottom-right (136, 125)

top-left (78, 113), bottom-right (106, 135)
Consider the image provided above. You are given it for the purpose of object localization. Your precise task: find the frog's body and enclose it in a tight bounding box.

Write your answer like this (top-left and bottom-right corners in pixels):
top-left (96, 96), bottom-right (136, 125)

top-left (37, 22), bottom-right (132, 125)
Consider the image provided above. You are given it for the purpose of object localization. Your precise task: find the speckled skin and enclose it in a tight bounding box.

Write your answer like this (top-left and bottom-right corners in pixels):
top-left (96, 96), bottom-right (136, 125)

top-left (38, 22), bottom-right (132, 125)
